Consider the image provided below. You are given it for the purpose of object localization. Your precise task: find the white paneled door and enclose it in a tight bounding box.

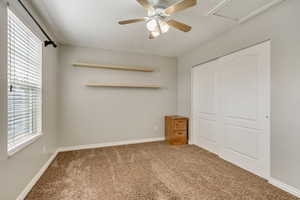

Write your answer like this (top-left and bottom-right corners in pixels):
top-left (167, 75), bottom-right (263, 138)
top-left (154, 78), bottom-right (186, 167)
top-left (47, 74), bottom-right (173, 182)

top-left (191, 60), bottom-right (220, 155)
top-left (191, 41), bottom-right (270, 179)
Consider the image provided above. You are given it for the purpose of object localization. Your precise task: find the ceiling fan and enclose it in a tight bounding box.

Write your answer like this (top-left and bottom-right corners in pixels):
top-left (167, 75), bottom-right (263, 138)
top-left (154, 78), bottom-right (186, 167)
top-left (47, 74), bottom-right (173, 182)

top-left (118, 0), bottom-right (197, 39)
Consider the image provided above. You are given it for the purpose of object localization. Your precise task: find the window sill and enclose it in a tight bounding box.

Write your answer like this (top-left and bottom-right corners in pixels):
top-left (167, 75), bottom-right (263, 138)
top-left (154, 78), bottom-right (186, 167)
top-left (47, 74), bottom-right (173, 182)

top-left (8, 133), bottom-right (43, 157)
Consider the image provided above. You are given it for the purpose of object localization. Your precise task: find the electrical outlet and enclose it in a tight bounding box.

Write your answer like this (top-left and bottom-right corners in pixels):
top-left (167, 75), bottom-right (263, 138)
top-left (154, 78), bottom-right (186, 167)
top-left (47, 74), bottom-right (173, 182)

top-left (154, 125), bottom-right (159, 132)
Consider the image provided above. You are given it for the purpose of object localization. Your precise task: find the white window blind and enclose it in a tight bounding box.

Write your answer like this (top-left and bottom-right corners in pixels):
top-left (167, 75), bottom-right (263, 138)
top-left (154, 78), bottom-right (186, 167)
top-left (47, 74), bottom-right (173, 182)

top-left (7, 9), bottom-right (42, 151)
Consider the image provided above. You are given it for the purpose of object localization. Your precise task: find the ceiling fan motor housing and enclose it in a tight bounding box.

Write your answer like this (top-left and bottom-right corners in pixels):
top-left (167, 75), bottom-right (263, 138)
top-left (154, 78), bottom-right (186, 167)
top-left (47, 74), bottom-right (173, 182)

top-left (148, 8), bottom-right (169, 18)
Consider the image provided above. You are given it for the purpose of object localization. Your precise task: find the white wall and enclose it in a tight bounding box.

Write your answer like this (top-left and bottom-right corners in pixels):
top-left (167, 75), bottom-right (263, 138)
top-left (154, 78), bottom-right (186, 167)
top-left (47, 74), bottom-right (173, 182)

top-left (58, 45), bottom-right (177, 147)
top-left (178, 0), bottom-right (300, 190)
top-left (0, 1), bottom-right (59, 199)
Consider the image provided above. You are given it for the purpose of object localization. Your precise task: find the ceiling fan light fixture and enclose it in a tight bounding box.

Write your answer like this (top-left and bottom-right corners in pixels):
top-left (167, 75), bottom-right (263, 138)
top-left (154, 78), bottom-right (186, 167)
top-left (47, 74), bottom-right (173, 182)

top-left (151, 30), bottom-right (160, 38)
top-left (146, 19), bottom-right (158, 32)
top-left (159, 20), bottom-right (170, 33)
top-left (147, 18), bottom-right (169, 34)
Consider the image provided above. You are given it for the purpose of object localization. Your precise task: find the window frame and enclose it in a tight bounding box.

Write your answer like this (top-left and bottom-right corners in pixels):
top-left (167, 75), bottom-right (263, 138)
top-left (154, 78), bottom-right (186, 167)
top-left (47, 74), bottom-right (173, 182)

top-left (0, 1), bottom-right (8, 160)
top-left (0, 1), bottom-right (45, 158)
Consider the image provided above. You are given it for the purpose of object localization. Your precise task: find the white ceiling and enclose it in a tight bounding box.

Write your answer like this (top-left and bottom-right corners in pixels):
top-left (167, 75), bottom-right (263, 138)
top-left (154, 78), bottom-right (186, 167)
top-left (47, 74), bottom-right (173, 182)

top-left (29, 0), bottom-right (278, 57)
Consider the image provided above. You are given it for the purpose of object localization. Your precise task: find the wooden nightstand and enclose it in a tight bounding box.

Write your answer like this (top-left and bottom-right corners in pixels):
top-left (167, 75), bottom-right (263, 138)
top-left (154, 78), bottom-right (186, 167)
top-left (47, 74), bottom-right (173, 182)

top-left (165, 116), bottom-right (188, 145)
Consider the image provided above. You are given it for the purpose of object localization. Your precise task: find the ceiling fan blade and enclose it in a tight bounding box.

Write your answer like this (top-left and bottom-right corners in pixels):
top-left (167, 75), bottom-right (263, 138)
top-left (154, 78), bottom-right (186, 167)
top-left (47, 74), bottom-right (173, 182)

top-left (164, 0), bottom-right (197, 15)
top-left (167, 20), bottom-right (192, 32)
top-left (136, 0), bottom-right (153, 11)
top-left (118, 18), bottom-right (145, 25)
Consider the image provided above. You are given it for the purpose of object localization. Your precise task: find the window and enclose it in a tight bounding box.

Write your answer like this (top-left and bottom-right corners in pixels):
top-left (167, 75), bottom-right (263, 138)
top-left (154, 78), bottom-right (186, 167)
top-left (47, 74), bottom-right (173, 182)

top-left (7, 9), bottom-right (42, 154)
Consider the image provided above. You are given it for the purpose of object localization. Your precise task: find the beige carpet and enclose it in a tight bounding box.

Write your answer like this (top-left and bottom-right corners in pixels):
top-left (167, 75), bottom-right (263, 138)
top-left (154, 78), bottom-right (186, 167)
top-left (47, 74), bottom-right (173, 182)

top-left (26, 142), bottom-right (298, 200)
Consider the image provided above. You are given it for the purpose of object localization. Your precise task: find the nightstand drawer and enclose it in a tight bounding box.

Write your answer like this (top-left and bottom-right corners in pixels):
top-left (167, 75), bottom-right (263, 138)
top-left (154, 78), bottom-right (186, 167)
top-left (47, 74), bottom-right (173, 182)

top-left (174, 130), bottom-right (187, 138)
top-left (174, 119), bottom-right (187, 130)
top-left (170, 131), bottom-right (187, 145)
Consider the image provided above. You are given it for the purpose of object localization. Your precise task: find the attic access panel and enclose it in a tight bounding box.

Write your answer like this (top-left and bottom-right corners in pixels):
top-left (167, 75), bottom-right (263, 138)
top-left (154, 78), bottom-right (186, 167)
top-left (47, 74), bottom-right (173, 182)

top-left (208, 0), bottom-right (285, 23)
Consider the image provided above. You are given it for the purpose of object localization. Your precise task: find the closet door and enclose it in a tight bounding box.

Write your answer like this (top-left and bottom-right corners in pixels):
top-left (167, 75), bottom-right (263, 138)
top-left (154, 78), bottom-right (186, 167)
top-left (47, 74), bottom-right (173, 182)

top-left (191, 41), bottom-right (270, 179)
top-left (218, 42), bottom-right (270, 178)
top-left (191, 61), bottom-right (219, 155)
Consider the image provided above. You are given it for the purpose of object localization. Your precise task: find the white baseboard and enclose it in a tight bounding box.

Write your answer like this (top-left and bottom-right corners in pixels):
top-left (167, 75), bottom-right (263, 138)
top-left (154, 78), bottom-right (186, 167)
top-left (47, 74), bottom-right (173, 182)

top-left (269, 178), bottom-right (300, 198)
top-left (16, 150), bottom-right (59, 200)
top-left (58, 137), bottom-right (165, 152)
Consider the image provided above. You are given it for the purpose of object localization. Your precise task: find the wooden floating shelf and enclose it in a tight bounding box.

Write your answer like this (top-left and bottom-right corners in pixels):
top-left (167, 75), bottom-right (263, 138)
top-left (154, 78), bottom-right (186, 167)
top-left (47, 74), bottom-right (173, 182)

top-left (86, 83), bottom-right (161, 89)
top-left (73, 62), bottom-right (154, 72)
